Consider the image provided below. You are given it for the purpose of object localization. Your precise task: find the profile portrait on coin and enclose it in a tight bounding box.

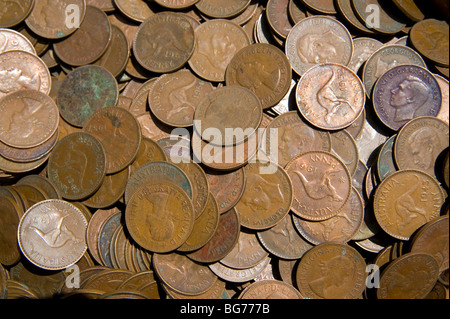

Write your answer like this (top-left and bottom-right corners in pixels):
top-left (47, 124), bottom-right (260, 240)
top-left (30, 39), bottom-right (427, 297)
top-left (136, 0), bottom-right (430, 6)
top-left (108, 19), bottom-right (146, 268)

top-left (234, 60), bottom-right (280, 95)
top-left (144, 192), bottom-right (177, 242)
top-left (278, 124), bottom-right (315, 162)
top-left (197, 31), bottom-right (237, 71)
top-left (296, 30), bottom-right (346, 64)
top-left (0, 68), bottom-right (40, 94)
top-left (407, 127), bottom-right (440, 172)
top-left (240, 173), bottom-right (286, 212)
top-left (30, 0), bottom-right (66, 30)
top-left (5, 96), bottom-right (44, 139)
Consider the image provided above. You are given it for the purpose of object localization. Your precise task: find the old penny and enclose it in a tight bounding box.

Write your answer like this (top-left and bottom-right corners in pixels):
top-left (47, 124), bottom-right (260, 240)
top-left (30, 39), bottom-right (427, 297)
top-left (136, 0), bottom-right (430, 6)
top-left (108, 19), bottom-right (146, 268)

top-left (16, 175), bottom-right (61, 200)
top-left (435, 74), bottom-right (449, 125)
top-left (195, 0), bottom-right (251, 18)
top-left (376, 134), bottom-right (397, 181)
top-left (347, 37), bottom-right (383, 73)
top-left (0, 28), bottom-right (36, 54)
top-left (0, 0), bottom-right (34, 28)
top-left (130, 137), bottom-right (167, 173)
top-left (330, 129), bottom-right (359, 176)
top-left (208, 255), bottom-right (270, 283)
top-left (113, 0), bottom-right (156, 23)
top-left (266, 0), bottom-right (293, 39)
top-left (392, 0), bottom-right (425, 22)
top-left (0, 195), bottom-right (21, 266)
top-left (240, 279), bottom-right (302, 299)
top-left (335, 0), bottom-right (375, 35)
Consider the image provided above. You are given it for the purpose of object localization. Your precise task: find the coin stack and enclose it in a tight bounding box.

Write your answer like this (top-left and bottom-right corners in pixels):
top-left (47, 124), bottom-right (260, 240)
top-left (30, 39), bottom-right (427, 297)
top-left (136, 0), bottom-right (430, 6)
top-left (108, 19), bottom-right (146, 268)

top-left (0, 0), bottom-right (448, 300)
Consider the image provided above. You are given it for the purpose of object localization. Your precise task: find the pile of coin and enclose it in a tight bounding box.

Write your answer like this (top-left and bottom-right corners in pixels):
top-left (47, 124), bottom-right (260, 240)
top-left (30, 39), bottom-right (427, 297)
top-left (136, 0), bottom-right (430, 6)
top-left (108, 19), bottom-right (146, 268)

top-left (0, 0), bottom-right (449, 299)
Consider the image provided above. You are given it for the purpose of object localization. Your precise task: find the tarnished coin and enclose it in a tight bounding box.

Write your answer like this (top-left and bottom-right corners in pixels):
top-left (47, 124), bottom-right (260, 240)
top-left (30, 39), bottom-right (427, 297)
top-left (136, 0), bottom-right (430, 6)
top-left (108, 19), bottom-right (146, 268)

top-left (296, 63), bottom-right (365, 130)
top-left (57, 65), bottom-right (118, 127)
top-left (130, 137), bottom-right (167, 173)
top-left (234, 160), bottom-right (292, 230)
top-left (0, 195), bottom-right (21, 266)
top-left (392, 0), bottom-right (425, 22)
top-left (0, 90), bottom-right (59, 149)
top-left (97, 209), bottom-right (122, 268)
top-left (153, 252), bottom-right (217, 295)
top-left (188, 19), bottom-right (250, 82)
top-left (285, 16), bottom-right (353, 76)
top-left (17, 199), bottom-right (88, 270)
top-left (377, 253), bottom-right (440, 299)
top-left (373, 169), bottom-right (445, 241)
top-left (16, 175), bottom-right (61, 200)
top-left (410, 215), bottom-right (449, 273)
top-left (114, 0), bottom-right (156, 23)
top-left (0, 28), bottom-right (35, 54)
top-left (410, 19), bottom-right (449, 67)
top-left (285, 151), bottom-right (352, 221)
top-left (194, 86), bottom-right (262, 146)
top-left (435, 74), bottom-right (449, 125)
top-left (296, 242), bottom-right (366, 299)
top-left (0, 149), bottom-right (50, 174)
top-left (82, 268), bottom-right (133, 292)
top-left (155, 0), bottom-right (200, 9)
top-left (0, 263), bottom-right (6, 299)
top-left (225, 43), bottom-right (292, 109)
top-left (330, 129), bottom-right (359, 176)
top-left (209, 255), bottom-right (271, 283)
top-left (266, 0), bottom-right (293, 39)
top-left (394, 116), bottom-right (449, 177)
top-left (0, 0), bottom-right (34, 28)
top-left (149, 69), bottom-right (214, 127)
top-left (47, 132), bottom-right (106, 201)
top-left (83, 107), bottom-right (141, 174)
top-left (0, 50), bottom-right (51, 99)
top-left (133, 12), bottom-right (195, 73)
top-left (240, 279), bottom-right (302, 299)
top-left (373, 65), bottom-right (442, 131)
top-left (125, 181), bottom-right (195, 253)
top-left (376, 134), bottom-right (397, 181)
top-left (362, 44), bottom-right (427, 98)
top-left (25, 0), bottom-right (86, 39)
top-left (195, 0), bottom-right (251, 18)
top-left (335, 0), bottom-right (375, 35)
top-left (347, 37), bottom-right (383, 73)
top-left (53, 5), bottom-right (111, 66)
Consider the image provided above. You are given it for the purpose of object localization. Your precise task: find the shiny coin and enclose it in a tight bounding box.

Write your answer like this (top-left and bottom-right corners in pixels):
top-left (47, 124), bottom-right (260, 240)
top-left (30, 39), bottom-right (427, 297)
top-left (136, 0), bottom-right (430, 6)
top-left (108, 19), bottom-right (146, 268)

top-left (0, 28), bottom-right (36, 54)
top-left (347, 37), bottom-right (383, 73)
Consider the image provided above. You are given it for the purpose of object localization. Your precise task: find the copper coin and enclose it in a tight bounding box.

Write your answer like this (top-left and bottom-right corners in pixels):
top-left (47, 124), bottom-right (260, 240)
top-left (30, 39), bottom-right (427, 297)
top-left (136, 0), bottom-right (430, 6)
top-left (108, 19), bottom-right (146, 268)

top-left (113, 0), bottom-right (156, 23)
top-left (362, 44), bottom-right (426, 98)
top-left (83, 106), bottom-right (141, 174)
top-left (335, 0), bottom-right (375, 35)
top-left (108, 12), bottom-right (140, 48)
top-left (163, 277), bottom-right (225, 299)
top-left (47, 132), bottom-right (106, 201)
top-left (372, 65), bottom-right (442, 131)
top-left (155, 0), bottom-right (200, 9)
top-left (347, 37), bottom-right (383, 73)
top-left (125, 181), bottom-right (195, 253)
top-left (0, 28), bottom-right (36, 54)
top-left (53, 5), bottom-right (111, 66)
top-left (296, 63), bottom-right (365, 130)
top-left (234, 160), bottom-right (292, 230)
top-left (57, 65), bottom-right (118, 127)
top-left (194, 86), bottom-right (262, 146)
top-left (373, 169), bottom-right (445, 241)
top-left (153, 252), bottom-right (217, 295)
top-left (330, 129), bottom-right (359, 176)
top-left (392, 0), bottom-right (424, 22)
top-left (16, 174), bottom-right (61, 199)
top-left (285, 151), bottom-right (352, 221)
top-left (24, 0), bottom-right (86, 39)
top-left (195, 0), bottom-right (251, 18)
top-left (133, 12), bottom-right (195, 73)
top-left (188, 19), bottom-right (250, 82)
top-left (0, 90), bottom-right (59, 149)
top-left (435, 74), bottom-right (449, 125)
top-left (130, 137), bottom-right (167, 172)
top-left (17, 199), bottom-right (88, 270)
top-left (266, 0), bottom-right (293, 39)
top-left (0, 149), bottom-right (50, 174)
top-left (149, 69), bottom-right (214, 128)
top-left (208, 255), bottom-right (271, 283)
top-left (13, 184), bottom-right (46, 206)
top-left (394, 116), bottom-right (449, 177)
top-left (296, 242), bottom-right (366, 299)
top-left (240, 279), bottom-right (302, 299)
top-left (285, 16), bottom-right (353, 76)
top-left (410, 215), bottom-right (449, 273)
top-left (410, 19), bottom-right (449, 67)
top-left (0, 263), bottom-right (6, 299)
top-left (97, 209), bottom-right (122, 268)
top-left (187, 207), bottom-right (240, 263)
top-left (82, 269), bottom-right (133, 292)
top-left (377, 252), bottom-right (440, 299)
top-left (0, 50), bottom-right (51, 99)
top-left (226, 43), bottom-right (292, 109)
top-left (0, 195), bottom-right (21, 266)
top-left (87, 0), bottom-right (115, 12)
top-left (292, 186), bottom-right (364, 245)
top-left (376, 134), bottom-right (397, 181)
top-left (0, 0), bottom-right (34, 28)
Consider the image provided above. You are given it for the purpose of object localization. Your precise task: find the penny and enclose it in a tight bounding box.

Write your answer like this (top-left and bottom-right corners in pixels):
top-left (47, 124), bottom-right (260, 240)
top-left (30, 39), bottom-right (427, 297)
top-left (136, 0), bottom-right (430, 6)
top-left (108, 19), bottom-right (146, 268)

top-left (285, 151), bottom-right (352, 221)
top-left (292, 186), bottom-right (364, 245)
top-left (225, 43), bottom-right (292, 109)
top-left (362, 44), bottom-right (427, 98)
top-left (354, 116), bottom-right (389, 165)
top-left (296, 63), bottom-right (365, 130)
top-left (330, 129), bottom-right (359, 176)
top-left (335, 0), bottom-right (375, 35)
top-left (234, 160), bottom-right (292, 230)
top-left (0, 28), bottom-right (36, 54)
top-left (285, 16), bottom-right (353, 76)
top-left (157, 136), bottom-right (191, 161)
top-left (240, 279), bottom-right (302, 299)
top-left (16, 175), bottom-right (61, 200)
top-left (149, 69), bottom-right (214, 127)
top-left (0, 50), bottom-right (51, 99)
top-left (187, 207), bottom-right (240, 263)
top-left (17, 199), bottom-right (88, 270)
top-left (130, 137), bottom-right (167, 173)
top-left (82, 269), bottom-right (134, 292)
top-left (373, 65), bottom-right (442, 132)
top-left (100, 290), bottom-right (149, 299)
top-left (296, 242), bottom-right (366, 299)
top-left (209, 255), bottom-right (271, 283)
top-left (125, 181), bottom-right (195, 253)
top-left (57, 65), bottom-right (118, 127)
top-left (257, 212), bottom-right (313, 260)
top-left (0, 263), bottom-right (6, 299)
top-left (302, 0), bottom-right (336, 14)
top-left (346, 108), bottom-right (365, 141)
top-left (376, 134), bottom-right (397, 181)
top-left (114, 0), bottom-right (156, 23)
top-left (97, 209), bottom-right (122, 268)
top-left (188, 19), bottom-right (250, 82)
top-left (392, 0), bottom-right (425, 22)
top-left (53, 5), bottom-right (111, 66)
top-left (155, 0), bottom-right (200, 9)
top-left (14, 184), bottom-right (46, 206)
top-left (288, 0), bottom-right (306, 24)
top-left (410, 215), bottom-right (449, 273)
top-left (0, 195), bottom-right (21, 266)
top-left (443, 150), bottom-right (449, 189)
top-left (377, 252), bottom-right (440, 299)
top-left (0, 0), bottom-right (34, 28)
top-left (435, 74), bottom-right (449, 125)
top-left (164, 277), bottom-right (225, 299)
top-left (0, 150), bottom-right (50, 174)
top-left (410, 19), bottom-right (449, 67)
top-left (0, 90), bottom-right (59, 149)
top-left (153, 252), bottom-right (217, 295)
top-left (394, 116), bottom-right (449, 178)
top-left (347, 37), bottom-right (383, 73)
top-left (373, 169), bottom-right (445, 241)
top-left (133, 12), bottom-right (195, 73)
top-left (87, 0), bottom-right (115, 12)
top-left (266, 0), bottom-right (293, 39)
top-left (195, 0), bottom-right (251, 18)
top-left (47, 132), bottom-right (106, 201)
top-left (351, 0), bottom-right (407, 35)
top-left (125, 160), bottom-right (192, 203)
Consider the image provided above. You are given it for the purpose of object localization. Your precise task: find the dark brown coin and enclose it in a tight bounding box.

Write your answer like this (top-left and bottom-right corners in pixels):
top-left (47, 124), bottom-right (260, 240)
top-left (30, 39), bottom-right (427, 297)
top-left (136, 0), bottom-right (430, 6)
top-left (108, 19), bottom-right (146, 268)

top-left (82, 269), bottom-right (133, 292)
top-left (330, 129), bottom-right (359, 176)
top-left (57, 65), bottom-right (118, 127)
top-left (0, 0), bottom-right (34, 28)
top-left (195, 0), bottom-right (251, 18)
top-left (133, 12), bottom-right (195, 73)
top-left (240, 279), bottom-right (303, 299)
top-left (114, 0), bottom-right (156, 23)
top-left (53, 5), bottom-right (111, 66)
top-left (130, 137), bottom-right (167, 172)
top-left (0, 195), bottom-right (21, 266)
top-left (335, 0), bottom-right (375, 35)
top-left (47, 132), bottom-right (106, 201)
top-left (372, 65), bottom-right (442, 131)
top-left (16, 175), bottom-right (61, 199)
top-left (376, 134), bottom-right (397, 181)
top-left (0, 263), bottom-right (6, 299)
top-left (266, 0), bottom-right (293, 39)
top-left (97, 209), bottom-right (122, 268)
top-left (392, 0), bottom-right (425, 22)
